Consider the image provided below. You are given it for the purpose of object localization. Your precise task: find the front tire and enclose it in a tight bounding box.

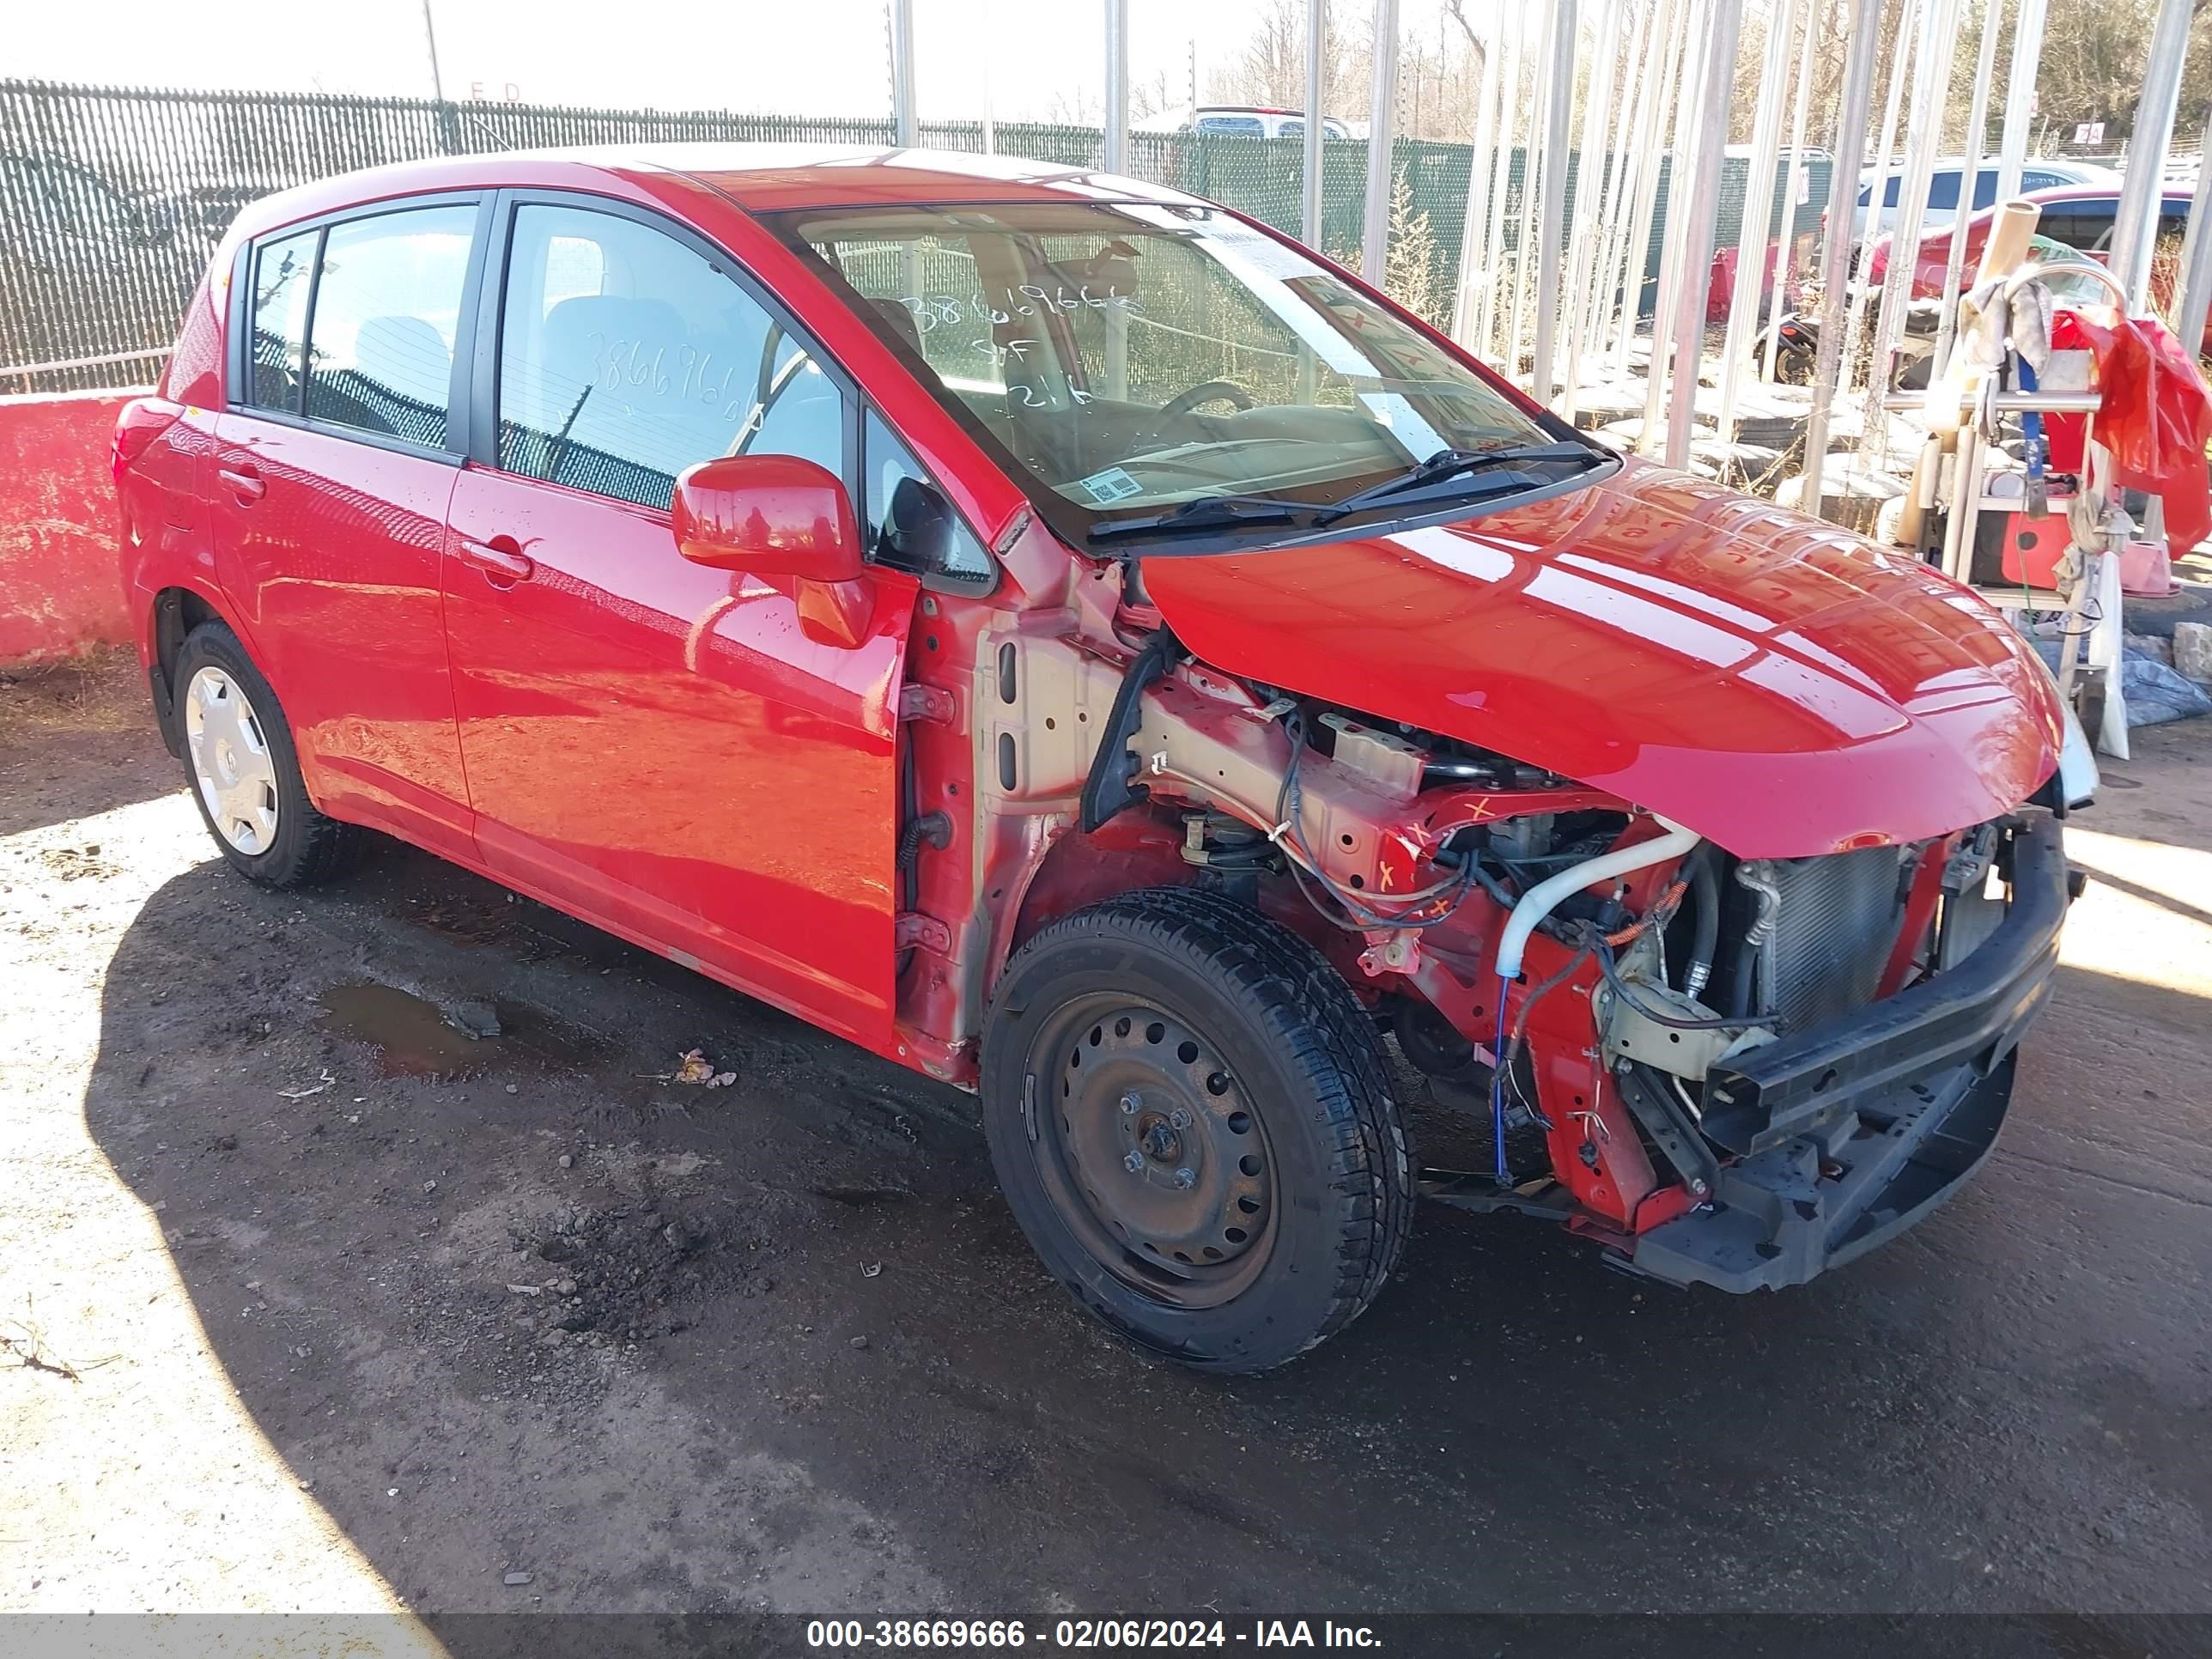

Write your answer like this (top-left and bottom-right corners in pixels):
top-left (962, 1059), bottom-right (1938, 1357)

top-left (174, 621), bottom-right (362, 887)
top-left (981, 887), bottom-right (1412, 1373)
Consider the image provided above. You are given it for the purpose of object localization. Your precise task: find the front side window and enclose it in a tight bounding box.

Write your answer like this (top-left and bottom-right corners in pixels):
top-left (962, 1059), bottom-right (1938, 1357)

top-left (304, 204), bottom-right (475, 446)
top-left (776, 200), bottom-right (1596, 552)
top-left (862, 409), bottom-right (993, 584)
top-left (495, 203), bottom-right (843, 512)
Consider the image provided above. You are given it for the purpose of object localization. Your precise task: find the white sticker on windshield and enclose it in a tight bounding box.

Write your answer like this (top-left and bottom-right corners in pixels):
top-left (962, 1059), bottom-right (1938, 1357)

top-left (1077, 466), bottom-right (1146, 505)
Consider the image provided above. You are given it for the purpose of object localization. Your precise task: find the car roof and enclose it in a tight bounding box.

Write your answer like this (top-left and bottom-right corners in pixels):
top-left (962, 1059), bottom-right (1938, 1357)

top-left (1914, 183), bottom-right (2191, 245)
top-left (2011, 183), bottom-right (2189, 210)
top-left (228, 143), bottom-right (1203, 240)
top-left (1861, 157), bottom-right (2118, 179)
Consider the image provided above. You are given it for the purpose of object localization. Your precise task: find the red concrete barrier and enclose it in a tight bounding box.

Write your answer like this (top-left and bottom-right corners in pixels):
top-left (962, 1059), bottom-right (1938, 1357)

top-left (0, 390), bottom-right (138, 666)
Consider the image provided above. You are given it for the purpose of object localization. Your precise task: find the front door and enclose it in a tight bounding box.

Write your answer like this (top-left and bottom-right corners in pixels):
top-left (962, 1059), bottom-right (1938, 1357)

top-left (209, 199), bottom-right (483, 860)
top-left (441, 197), bottom-right (915, 1048)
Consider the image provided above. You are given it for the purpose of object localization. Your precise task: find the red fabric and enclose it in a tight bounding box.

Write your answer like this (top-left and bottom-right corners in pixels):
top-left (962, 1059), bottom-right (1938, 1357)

top-left (2050, 307), bottom-right (2212, 550)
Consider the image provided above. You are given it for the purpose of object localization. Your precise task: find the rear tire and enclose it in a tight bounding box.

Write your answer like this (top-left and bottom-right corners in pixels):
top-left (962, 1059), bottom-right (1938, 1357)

top-left (981, 886), bottom-right (1412, 1373)
top-left (174, 621), bottom-right (362, 888)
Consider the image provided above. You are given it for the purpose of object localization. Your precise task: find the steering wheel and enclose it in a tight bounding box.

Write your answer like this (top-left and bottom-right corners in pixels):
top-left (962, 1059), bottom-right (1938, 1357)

top-left (1156, 379), bottom-right (1256, 421)
top-left (1134, 379), bottom-right (1256, 453)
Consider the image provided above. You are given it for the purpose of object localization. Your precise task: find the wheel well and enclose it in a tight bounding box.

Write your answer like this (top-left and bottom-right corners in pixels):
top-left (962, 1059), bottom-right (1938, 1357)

top-left (1001, 810), bottom-right (1374, 1009)
top-left (149, 586), bottom-right (222, 756)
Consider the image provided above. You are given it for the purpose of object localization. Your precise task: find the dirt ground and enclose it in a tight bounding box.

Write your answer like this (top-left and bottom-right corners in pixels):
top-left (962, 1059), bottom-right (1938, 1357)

top-left (3, 650), bottom-right (2209, 1639)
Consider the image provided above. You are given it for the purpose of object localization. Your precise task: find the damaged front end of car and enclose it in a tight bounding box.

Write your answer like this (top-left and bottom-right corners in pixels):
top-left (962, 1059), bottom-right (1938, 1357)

top-left (1067, 652), bottom-right (2078, 1291)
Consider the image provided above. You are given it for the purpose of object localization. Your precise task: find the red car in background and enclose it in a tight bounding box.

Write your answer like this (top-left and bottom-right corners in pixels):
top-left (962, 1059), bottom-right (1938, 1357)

top-left (114, 147), bottom-right (2084, 1372)
top-left (1865, 183), bottom-right (2199, 339)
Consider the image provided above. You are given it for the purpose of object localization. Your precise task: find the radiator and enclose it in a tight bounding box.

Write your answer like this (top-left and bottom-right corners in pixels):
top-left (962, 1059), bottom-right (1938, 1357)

top-left (1759, 845), bottom-right (1910, 1031)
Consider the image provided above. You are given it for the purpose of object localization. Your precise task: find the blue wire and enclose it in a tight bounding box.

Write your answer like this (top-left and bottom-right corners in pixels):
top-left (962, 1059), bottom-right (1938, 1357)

top-left (1491, 978), bottom-right (1512, 1187)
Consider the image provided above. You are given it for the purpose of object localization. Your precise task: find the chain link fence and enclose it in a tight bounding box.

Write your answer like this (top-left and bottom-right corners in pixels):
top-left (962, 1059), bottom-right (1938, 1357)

top-left (1, 77), bottom-right (1830, 394)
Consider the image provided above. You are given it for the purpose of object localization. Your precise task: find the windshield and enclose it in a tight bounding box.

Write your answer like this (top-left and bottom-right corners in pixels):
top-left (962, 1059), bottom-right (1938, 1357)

top-left (769, 200), bottom-right (1599, 549)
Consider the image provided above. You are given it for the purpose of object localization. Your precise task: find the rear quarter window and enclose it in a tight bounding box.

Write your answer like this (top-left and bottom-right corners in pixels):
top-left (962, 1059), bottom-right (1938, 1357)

top-left (246, 230), bottom-right (317, 413)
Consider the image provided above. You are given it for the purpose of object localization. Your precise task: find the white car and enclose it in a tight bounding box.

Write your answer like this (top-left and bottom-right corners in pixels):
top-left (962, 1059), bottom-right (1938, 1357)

top-left (1188, 106), bottom-right (1352, 140)
top-left (1848, 157), bottom-right (2122, 238)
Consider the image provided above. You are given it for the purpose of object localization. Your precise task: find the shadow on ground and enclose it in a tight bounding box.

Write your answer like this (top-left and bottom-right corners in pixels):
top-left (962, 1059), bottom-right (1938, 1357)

top-left (72, 811), bottom-right (2212, 1625)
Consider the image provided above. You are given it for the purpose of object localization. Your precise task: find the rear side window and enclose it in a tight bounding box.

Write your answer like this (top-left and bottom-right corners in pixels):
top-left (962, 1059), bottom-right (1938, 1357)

top-left (2039, 210), bottom-right (2114, 251)
top-left (303, 204), bottom-right (475, 447)
top-left (1928, 172), bottom-right (1961, 210)
top-left (246, 230), bottom-right (317, 412)
top-left (495, 203), bottom-right (846, 512)
top-left (240, 201), bottom-right (475, 447)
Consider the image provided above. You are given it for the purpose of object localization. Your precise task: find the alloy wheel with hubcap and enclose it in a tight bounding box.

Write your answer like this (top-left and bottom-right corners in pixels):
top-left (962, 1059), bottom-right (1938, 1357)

top-left (185, 665), bottom-right (280, 854)
top-left (172, 620), bottom-right (360, 889)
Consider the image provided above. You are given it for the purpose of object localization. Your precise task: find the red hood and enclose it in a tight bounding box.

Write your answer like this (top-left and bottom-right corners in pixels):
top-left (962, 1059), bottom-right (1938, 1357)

top-left (1141, 458), bottom-right (2063, 859)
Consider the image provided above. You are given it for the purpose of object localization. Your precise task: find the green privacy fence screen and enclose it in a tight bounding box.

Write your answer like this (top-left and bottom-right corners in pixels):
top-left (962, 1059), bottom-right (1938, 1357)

top-left (0, 78), bottom-right (1832, 392)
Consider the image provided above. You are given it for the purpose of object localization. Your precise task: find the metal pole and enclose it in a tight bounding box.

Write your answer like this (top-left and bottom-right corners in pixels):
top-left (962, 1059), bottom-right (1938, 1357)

top-left (1613, 0), bottom-right (1688, 368)
top-left (419, 0), bottom-right (447, 104)
top-left (1577, 0), bottom-right (1656, 368)
top-left (1798, 0), bottom-right (1881, 518)
top-left (1864, 0), bottom-right (1960, 454)
top-left (1840, 0), bottom-right (1917, 390)
top-left (1452, 6), bottom-right (1506, 343)
top-left (1994, 0), bottom-right (2047, 201)
top-left (1930, 0), bottom-right (2002, 379)
top-left (1761, 0), bottom-right (1818, 381)
top-left (889, 0), bottom-right (917, 147)
top-left (1475, 5), bottom-right (1529, 353)
top-left (1522, 0), bottom-right (1575, 393)
top-left (1559, 0), bottom-right (1625, 415)
top-left (1715, 0), bottom-right (1796, 444)
top-left (2110, 0), bottom-right (2194, 307)
top-left (1104, 0), bottom-right (1130, 173)
top-left (1363, 0), bottom-right (1403, 285)
top-left (1504, 1), bottom-right (1551, 373)
top-left (1662, 0), bottom-right (1742, 470)
top-left (981, 0), bottom-right (996, 154)
top-left (1531, 0), bottom-right (1579, 404)
top-left (2176, 117), bottom-right (2212, 358)
top-left (1304, 0), bottom-right (1328, 248)
top-left (1639, 0), bottom-right (1708, 433)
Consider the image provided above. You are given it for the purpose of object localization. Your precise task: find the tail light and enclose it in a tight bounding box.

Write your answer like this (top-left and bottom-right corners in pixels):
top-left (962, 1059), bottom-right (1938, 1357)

top-left (112, 397), bottom-right (177, 488)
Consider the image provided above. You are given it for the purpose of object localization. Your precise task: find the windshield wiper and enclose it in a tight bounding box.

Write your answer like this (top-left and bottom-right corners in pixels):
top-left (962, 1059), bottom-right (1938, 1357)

top-left (1086, 493), bottom-right (1316, 544)
top-left (1315, 441), bottom-right (1604, 524)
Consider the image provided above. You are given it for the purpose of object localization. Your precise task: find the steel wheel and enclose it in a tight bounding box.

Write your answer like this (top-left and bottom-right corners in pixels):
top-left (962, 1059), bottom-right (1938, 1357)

top-left (184, 665), bottom-right (280, 855)
top-left (1031, 997), bottom-right (1277, 1309)
top-left (983, 888), bottom-right (1412, 1371)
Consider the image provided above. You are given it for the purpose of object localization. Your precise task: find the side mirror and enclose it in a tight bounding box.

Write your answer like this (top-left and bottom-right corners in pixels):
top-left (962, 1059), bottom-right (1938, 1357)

top-left (672, 454), bottom-right (864, 583)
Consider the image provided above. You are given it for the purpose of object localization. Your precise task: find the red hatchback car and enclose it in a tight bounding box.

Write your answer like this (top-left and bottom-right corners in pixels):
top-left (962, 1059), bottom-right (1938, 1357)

top-left (116, 147), bottom-right (2084, 1371)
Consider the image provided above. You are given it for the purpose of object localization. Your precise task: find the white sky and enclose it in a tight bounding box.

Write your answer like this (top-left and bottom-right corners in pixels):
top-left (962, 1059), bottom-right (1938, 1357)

top-left (10, 0), bottom-right (1479, 125)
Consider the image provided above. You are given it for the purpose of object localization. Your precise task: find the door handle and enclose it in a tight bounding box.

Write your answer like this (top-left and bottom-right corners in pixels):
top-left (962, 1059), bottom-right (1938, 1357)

top-left (455, 537), bottom-right (536, 583)
top-left (216, 464), bottom-right (264, 503)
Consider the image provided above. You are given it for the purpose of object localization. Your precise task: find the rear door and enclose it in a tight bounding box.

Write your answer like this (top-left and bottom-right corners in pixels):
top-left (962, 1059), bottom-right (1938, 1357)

top-left (440, 192), bottom-right (917, 1048)
top-left (210, 195), bottom-right (488, 860)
